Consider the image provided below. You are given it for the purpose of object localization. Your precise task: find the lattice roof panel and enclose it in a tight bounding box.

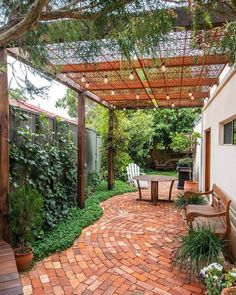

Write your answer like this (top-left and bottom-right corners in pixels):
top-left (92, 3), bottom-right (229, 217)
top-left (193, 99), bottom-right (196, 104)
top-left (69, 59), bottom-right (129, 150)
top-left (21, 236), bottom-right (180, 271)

top-left (47, 29), bottom-right (228, 109)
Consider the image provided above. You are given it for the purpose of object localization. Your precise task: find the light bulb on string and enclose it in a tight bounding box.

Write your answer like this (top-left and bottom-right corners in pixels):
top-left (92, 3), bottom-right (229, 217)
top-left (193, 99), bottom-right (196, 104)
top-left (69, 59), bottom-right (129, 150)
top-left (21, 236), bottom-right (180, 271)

top-left (129, 71), bottom-right (135, 80)
top-left (191, 95), bottom-right (194, 100)
top-left (161, 63), bottom-right (167, 73)
top-left (171, 102), bottom-right (175, 108)
top-left (123, 107), bottom-right (126, 111)
top-left (104, 75), bottom-right (108, 84)
top-left (111, 89), bottom-right (115, 95)
top-left (81, 75), bottom-right (86, 83)
top-left (85, 81), bottom-right (90, 88)
top-left (166, 94), bottom-right (170, 100)
top-left (136, 92), bottom-right (140, 99)
top-left (188, 90), bottom-right (192, 97)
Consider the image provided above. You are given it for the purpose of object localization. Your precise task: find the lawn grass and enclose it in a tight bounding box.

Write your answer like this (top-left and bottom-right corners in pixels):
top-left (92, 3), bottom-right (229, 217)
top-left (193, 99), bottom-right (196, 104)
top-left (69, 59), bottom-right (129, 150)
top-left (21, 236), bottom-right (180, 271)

top-left (32, 180), bottom-right (136, 261)
top-left (144, 168), bottom-right (178, 177)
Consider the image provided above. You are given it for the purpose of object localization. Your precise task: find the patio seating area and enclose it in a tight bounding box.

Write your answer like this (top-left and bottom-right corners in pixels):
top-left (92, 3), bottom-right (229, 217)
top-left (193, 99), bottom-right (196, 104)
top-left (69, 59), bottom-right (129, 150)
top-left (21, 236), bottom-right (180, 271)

top-left (21, 184), bottom-right (205, 295)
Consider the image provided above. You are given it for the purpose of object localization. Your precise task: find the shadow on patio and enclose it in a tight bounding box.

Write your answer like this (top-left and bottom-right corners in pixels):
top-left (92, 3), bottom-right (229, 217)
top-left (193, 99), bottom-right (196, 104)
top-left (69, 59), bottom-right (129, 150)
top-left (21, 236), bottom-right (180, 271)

top-left (21, 183), bottom-right (205, 295)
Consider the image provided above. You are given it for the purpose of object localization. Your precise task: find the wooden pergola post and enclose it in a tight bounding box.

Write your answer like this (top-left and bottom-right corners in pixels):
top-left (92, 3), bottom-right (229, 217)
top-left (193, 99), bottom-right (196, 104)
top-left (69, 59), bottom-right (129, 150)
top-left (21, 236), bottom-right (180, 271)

top-left (0, 48), bottom-right (9, 242)
top-left (108, 109), bottom-right (114, 190)
top-left (77, 91), bottom-right (86, 209)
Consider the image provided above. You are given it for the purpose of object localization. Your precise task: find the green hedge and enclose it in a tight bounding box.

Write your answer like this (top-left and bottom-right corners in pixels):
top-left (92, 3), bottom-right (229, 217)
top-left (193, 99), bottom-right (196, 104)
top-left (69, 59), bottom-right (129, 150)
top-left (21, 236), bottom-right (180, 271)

top-left (33, 180), bottom-right (136, 261)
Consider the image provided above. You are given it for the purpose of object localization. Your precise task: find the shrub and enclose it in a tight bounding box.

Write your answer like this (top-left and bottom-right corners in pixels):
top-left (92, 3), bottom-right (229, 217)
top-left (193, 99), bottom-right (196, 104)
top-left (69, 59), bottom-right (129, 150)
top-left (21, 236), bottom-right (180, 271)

top-left (10, 186), bottom-right (44, 251)
top-left (173, 226), bottom-right (225, 276)
top-left (174, 192), bottom-right (208, 209)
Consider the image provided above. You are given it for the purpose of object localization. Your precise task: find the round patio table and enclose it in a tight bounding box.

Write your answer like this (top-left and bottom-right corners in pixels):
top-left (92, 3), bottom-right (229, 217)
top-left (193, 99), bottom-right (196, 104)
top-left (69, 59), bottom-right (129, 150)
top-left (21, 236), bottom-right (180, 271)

top-left (133, 175), bottom-right (178, 205)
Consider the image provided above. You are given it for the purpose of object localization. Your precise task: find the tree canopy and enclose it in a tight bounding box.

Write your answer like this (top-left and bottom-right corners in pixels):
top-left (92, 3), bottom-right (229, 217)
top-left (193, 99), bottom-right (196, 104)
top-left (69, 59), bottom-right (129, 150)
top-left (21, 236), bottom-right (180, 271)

top-left (0, 1), bottom-right (236, 67)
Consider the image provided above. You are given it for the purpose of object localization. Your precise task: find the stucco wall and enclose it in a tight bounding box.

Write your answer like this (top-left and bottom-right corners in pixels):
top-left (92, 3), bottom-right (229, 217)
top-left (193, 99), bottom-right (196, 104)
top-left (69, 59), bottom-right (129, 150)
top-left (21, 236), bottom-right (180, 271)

top-left (193, 117), bottom-right (202, 183)
top-left (202, 68), bottom-right (236, 258)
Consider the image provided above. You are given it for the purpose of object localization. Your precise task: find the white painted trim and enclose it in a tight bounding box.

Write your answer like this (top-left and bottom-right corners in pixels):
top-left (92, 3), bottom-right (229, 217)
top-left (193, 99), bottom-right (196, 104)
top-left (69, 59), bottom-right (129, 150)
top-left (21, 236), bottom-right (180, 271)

top-left (203, 66), bottom-right (236, 111)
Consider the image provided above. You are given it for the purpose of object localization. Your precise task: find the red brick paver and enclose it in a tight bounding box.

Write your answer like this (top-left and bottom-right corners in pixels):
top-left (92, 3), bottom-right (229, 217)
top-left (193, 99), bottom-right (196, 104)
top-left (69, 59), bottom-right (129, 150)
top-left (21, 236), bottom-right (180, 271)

top-left (21, 183), bottom-right (205, 294)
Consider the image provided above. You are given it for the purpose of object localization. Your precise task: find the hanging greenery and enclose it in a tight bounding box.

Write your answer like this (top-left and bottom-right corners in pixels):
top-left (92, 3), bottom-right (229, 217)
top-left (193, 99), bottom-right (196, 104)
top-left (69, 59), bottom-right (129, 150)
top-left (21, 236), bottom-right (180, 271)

top-left (10, 108), bottom-right (77, 230)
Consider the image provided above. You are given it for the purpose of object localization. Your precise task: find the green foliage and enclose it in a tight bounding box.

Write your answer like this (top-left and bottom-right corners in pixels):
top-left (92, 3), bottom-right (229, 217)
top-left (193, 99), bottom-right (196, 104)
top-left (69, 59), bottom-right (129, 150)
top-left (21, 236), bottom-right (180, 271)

top-left (10, 110), bottom-right (77, 229)
top-left (152, 108), bottom-right (201, 150)
top-left (56, 88), bottom-right (77, 118)
top-left (178, 157), bottom-right (193, 166)
top-left (200, 263), bottom-right (236, 295)
top-left (32, 180), bottom-right (136, 261)
top-left (55, 92), bottom-right (200, 178)
top-left (9, 88), bottom-right (28, 101)
top-left (221, 22), bottom-right (236, 65)
top-left (171, 131), bottom-right (201, 153)
top-left (174, 193), bottom-right (208, 210)
top-left (87, 171), bottom-right (103, 192)
top-left (10, 186), bottom-right (44, 250)
top-left (173, 226), bottom-right (224, 276)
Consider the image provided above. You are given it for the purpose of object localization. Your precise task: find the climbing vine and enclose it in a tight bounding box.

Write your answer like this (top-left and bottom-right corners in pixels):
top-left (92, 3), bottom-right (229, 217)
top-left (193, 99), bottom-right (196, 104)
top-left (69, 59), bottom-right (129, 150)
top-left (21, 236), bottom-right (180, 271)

top-left (10, 107), bottom-right (77, 230)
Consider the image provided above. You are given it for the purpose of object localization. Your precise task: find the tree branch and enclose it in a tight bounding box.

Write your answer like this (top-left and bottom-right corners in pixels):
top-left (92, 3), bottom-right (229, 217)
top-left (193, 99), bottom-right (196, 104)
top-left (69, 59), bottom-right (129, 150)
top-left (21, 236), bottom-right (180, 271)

top-left (0, 0), bottom-right (49, 48)
top-left (39, 0), bottom-right (134, 21)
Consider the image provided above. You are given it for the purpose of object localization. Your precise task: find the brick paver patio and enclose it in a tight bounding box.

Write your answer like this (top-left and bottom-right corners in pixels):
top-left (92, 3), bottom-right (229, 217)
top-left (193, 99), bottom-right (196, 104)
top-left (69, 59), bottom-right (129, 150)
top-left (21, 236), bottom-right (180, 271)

top-left (21, 183), bottom-right (205, 294)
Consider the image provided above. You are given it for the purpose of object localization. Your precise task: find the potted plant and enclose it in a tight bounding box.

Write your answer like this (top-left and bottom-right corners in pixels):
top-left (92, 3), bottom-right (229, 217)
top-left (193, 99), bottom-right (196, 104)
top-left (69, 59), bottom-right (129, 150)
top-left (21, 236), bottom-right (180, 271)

top-left (174, 192), bottom-right (208, 210)
top-left (10, 185), bottom-right (44, 271)
top-left (173, 225), bottom-right (225, 276)
top-left (200, 263), bottom-right (236, 295)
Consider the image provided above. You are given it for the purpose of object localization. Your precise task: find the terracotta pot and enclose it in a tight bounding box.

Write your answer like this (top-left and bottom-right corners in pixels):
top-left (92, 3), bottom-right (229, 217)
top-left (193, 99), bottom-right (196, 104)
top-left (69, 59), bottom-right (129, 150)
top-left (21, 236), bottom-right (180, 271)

top-left (14, 247), bottom-right (33, 271)
top-left (221, 287), bottom-right (236, 295)
top-left (184, 180), bottom-right (199, 193)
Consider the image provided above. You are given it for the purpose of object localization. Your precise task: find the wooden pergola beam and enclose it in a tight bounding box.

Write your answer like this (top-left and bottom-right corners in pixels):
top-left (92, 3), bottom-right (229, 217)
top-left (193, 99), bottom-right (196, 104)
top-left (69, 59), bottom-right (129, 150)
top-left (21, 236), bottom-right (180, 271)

top-left (99, 92), bottom-right (208, 101)
top-left (77, 92), bottom-right (86, 209)
top-left (107, 109), bottom-right (114, 190)
top-left (0, 48), bottom-right (9, 242)
top-left (59, 55), bottom-right (228, 73)
top-left (7, 48), bottom-right (112, 109)
top-left (83, 78), bottom-right (216, 91)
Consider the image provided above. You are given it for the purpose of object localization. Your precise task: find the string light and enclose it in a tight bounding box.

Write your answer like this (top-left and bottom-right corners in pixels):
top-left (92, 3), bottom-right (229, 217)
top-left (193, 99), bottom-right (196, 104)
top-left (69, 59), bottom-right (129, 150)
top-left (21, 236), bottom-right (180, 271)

top-left (111, 89), bottom-right (115, 95)
top-left (85, 81), bottom-right (90, 88)
top-left (166, 94), bottom-right (170, 100)
top-left (123, 107), bottom-right (126, 111)
top-left (104, 75), bottom-right (108, 84)
top-left (188, 90), bottom-right (192, 97)
top-left (81, 74), bottom-right (86, 83)
top-left (129, 71), bottom-right (135, 80)
top-left (171, 102), bottom-right (175, 108)
top-left (161, 62), bottom-right (167, 73)
top-left (136, 92), bottom-right (140, 99)
top-left (191, 95), bottom-right (194, 100)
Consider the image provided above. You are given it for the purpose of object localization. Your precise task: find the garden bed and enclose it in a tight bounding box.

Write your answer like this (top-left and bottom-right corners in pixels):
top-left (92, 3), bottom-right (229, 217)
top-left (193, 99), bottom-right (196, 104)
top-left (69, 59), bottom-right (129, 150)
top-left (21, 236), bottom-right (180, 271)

top-left (32, 181), bottom-right (136, 262)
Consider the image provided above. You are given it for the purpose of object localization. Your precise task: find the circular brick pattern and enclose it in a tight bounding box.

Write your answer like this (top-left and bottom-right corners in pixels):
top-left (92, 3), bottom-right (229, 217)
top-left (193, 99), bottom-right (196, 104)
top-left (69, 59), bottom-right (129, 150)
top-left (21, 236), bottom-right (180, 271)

top-left (21, 184), bottom-right (205, 294)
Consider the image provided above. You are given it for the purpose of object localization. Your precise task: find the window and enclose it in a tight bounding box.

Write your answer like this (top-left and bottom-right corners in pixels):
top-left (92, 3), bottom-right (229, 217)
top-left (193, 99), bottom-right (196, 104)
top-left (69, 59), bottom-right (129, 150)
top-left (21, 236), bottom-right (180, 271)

top-left (223, 120), bottom-right (236, 145)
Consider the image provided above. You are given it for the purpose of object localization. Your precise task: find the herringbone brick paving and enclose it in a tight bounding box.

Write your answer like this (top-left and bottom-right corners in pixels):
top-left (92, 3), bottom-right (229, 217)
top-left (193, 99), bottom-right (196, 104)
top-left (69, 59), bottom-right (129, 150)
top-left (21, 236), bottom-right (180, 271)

top-left (21, 183), bottom-right (205, 294)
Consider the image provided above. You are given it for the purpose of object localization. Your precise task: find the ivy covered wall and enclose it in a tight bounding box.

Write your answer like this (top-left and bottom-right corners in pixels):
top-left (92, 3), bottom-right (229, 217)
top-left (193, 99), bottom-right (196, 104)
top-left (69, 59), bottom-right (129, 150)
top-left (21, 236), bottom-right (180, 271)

top-left (9, 106), bottom-right (101, 230)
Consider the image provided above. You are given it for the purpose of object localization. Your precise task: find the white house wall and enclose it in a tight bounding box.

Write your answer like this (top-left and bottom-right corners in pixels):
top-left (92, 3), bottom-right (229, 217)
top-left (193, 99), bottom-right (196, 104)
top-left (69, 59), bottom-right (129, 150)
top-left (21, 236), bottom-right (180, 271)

top-left (202, 68), bottom-right (236, 258)
top-left (193, 118), bottom-right (202, 183)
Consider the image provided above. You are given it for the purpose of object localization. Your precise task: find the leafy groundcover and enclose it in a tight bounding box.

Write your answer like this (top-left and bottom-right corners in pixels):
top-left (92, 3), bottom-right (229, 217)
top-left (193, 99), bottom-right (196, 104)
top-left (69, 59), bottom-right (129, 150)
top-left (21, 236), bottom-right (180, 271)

top-left (33, 181), bottom-right (136, 261)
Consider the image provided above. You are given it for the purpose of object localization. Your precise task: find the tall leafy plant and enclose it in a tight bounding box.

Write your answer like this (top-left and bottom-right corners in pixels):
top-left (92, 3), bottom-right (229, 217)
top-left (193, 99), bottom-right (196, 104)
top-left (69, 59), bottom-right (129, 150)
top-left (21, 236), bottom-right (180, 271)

top-left (10, 185), bottom-right (44, 251)
top-left (10, 109), bottom-right (77, 229)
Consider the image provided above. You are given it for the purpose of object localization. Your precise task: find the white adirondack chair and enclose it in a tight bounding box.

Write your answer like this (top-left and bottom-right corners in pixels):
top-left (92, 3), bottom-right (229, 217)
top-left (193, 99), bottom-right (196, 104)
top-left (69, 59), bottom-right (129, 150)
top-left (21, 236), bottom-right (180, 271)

top-left (127, 163), bottom-right (148, 189)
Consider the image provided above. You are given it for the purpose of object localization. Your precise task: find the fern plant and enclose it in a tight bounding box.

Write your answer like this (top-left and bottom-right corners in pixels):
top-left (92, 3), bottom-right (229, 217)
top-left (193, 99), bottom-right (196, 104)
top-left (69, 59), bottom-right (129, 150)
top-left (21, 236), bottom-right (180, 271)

top-left (173, 226), bottom-right (225, 276)
top-left (174, 192), bottom-right (208, 210)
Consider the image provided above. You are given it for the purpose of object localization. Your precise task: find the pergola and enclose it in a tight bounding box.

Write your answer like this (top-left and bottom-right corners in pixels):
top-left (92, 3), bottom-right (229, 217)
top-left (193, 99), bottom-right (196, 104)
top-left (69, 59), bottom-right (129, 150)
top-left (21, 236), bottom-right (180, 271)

top-left (0, 4), bottom-right (232, 242)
